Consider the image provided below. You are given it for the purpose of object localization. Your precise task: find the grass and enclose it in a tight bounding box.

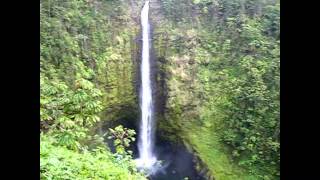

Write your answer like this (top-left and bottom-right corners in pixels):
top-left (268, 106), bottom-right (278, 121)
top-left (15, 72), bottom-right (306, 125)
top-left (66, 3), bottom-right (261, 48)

top-left (182, 121), bottom-right (260, 180)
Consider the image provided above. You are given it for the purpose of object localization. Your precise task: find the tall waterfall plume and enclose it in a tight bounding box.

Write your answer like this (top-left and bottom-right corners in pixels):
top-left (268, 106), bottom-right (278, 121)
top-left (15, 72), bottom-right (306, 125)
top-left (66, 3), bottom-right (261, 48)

top-left (136, 0), bottom-right (157, 171)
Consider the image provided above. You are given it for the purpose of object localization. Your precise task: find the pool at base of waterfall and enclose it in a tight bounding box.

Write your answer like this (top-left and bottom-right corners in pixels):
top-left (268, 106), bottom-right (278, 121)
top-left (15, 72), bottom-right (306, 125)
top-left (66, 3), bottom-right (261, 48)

top-left (149, 140), bottom-right (205, 180)
top-left (132, 136), bottom-right (205, 180)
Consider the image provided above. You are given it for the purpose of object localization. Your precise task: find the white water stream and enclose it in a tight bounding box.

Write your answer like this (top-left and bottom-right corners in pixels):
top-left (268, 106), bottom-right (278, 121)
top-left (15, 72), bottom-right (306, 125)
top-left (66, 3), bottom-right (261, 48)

top-left (136, 0), bottom-right (157, 171)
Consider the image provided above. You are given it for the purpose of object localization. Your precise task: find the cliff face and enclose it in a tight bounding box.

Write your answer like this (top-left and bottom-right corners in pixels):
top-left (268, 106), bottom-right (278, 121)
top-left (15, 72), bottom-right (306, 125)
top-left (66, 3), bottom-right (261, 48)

top-left (40, 0), bottom-right (146, 138)
top-left (40, 1), bottom-right (148, 179)
top-left (149, 0), bottom-right (280, 179)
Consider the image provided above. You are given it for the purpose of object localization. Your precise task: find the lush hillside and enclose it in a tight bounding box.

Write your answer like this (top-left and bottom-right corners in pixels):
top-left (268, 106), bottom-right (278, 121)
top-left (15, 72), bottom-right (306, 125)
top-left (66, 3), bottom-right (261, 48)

top-left (152, 0), bottom-right (280, 179)
top-left (40, 134), bottom-right (146, 180)
top-left (40, 0), bottom-right (280, 179)
top-left (40, 0), bottom-right (146, 179)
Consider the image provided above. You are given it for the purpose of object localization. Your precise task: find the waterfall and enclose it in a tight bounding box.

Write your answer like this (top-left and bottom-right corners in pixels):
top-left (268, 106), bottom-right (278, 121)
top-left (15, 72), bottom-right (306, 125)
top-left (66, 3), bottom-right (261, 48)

top-left (136, 0), bottom-right (157, 171)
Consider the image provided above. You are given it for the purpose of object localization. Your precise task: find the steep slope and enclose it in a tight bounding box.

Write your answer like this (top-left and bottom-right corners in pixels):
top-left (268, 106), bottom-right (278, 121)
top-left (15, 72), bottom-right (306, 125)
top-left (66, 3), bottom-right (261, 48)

top-left (40, 0), bottom-right (147, 179)
top-left (151, 0), bottom-right (280, 179)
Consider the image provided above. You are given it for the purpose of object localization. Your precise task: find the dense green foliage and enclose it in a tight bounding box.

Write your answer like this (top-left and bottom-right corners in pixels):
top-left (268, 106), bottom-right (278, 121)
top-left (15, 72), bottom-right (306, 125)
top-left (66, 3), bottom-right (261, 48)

top-left (41, 134), bottom-right (145, 180)
top-left (40, 73), bottom-right (104, 150)
top-left (40, 0), bottom-right (279, 179)
top-left (107, 125), bottom-right (136, 155)
top-left (40, 0), bottom-right (140, 122)
top-left (153, 0), bottom-right (280, 179)
top-left (40, 0), bottom-right (146, 179)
